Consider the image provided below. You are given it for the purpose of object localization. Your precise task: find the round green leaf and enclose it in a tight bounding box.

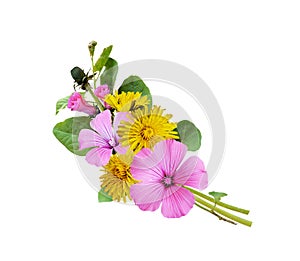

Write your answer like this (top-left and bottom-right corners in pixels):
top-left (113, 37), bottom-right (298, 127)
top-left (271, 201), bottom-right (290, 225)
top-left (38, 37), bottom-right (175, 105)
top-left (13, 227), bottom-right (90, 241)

top-left (118, 75), bottom-right (152, 108)
top-left (177, 120), bottom-right (201, 151)
top-left (53, 117), bottom-right (92, 156)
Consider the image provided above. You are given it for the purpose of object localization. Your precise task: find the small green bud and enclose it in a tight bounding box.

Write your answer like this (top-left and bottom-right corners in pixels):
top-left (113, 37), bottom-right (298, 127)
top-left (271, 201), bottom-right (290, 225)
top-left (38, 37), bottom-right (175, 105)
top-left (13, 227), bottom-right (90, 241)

top-left (88, 40), bottom-right (97, 57)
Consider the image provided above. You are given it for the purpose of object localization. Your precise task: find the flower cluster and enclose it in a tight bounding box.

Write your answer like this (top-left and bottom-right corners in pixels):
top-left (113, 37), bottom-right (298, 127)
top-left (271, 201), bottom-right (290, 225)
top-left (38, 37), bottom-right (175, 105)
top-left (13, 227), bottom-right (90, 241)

top-left (76, 84), bottom-right (206, 218)
top-left (53, 41), bottom-right (252, 225)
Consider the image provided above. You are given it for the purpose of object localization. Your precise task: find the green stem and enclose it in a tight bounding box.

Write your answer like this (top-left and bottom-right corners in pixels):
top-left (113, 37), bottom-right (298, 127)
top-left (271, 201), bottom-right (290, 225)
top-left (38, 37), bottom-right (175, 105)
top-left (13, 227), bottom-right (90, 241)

top-left (195, 196), bottom-right (252, 227)
top-left (91, 56), bottom-right (96, 89)
top-left (195, 202), bottom-right (213, 213)
top-left (184, 186), bottom-right (250, 215)
top-left (85, 83), bottom-right (104, 111)
top-left (195, 202), bottom-right (237, 225)
top-left (95, 68), bottom-right (103, 86)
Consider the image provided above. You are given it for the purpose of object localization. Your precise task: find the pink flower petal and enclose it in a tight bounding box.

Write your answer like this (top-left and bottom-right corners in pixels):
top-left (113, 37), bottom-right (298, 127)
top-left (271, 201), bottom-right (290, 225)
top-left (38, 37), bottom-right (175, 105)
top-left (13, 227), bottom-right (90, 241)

top-left (156, 140), bottom-right (187, 176)
top-left (130, 182), bottom-right (165, 205)
top-left (114, 144), bottom-right (128, 154)
top-left (161, 187), bottom-right (195, 218)
top-left (131, 148), bottom-right (165, 183)
top-left (131, 148), bottom-right (162, 170)
top-left (174, 156), bottom-right (208, 190)
top-left (197, 172), bottom-right (208, 191)
top-left (136, 201), bottom-right (161, 212)
top-left (131, 167), bottom-right (164, 184)
top-left (85, 147), bottom-right (112, 167)
top-left (135, 148), bottom-right (152, 158)
top-left (90, 110), bottom-right (113, 140)
top-left (78, 129), bottom-right (108, 150)
top-left (113, 112), bottom-right (130, 139)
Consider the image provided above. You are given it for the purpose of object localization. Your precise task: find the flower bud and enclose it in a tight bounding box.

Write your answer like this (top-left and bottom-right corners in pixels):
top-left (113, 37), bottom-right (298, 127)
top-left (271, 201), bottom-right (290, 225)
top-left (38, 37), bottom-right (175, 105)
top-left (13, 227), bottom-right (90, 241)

top-left (88, 40), bottom-right (97, 57)
top-left (67, 92), bottom-right (96, 115)
top-left (94, 84), bottom-right (110, 100)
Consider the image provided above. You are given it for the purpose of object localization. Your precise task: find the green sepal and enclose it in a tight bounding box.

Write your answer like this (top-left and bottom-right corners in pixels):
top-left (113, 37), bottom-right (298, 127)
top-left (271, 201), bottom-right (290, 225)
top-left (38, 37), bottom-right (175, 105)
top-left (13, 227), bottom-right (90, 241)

top-left (98, 188), bottom-right (113, 202)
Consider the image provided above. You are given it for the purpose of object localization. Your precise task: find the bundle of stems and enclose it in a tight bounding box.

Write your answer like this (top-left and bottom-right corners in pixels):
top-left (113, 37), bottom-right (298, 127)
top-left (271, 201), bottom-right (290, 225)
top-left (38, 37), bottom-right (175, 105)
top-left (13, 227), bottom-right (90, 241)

top-left (185, 186), bottom-right (252, 227)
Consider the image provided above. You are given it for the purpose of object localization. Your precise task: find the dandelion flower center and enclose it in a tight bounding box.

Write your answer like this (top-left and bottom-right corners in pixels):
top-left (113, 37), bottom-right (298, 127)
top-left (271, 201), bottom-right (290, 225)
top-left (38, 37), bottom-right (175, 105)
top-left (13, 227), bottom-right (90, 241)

top-left (140, 126), bottom-right (154, 140)
top-left (117, 106), bottom-right (179, 153)
top-left (104, 155), bottom-right (132, 181)
top-left (100, 154), bottom-right (138, 202)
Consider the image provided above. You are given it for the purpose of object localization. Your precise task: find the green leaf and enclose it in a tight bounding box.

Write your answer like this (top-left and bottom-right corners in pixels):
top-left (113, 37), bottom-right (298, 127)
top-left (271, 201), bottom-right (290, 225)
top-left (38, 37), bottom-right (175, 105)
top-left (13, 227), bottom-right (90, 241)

top-left (93, 45), bottom-right (113, 72)
top-left (100, 58), bottom-right (118, 92)
top-left (55, 95), bottom-right (70, 115)
top-left (71, 67), bottom-right (85, 84)
top-left (118, 75), bottom-right (152, 108)
top-left (177, 120), bottom-right (201, 151)
top-left (98, 188), bottom-right (113, 202)
top-left (209, 191), bottom-right (228, 203)
top-left (52, 117), bottom-right (92, 156)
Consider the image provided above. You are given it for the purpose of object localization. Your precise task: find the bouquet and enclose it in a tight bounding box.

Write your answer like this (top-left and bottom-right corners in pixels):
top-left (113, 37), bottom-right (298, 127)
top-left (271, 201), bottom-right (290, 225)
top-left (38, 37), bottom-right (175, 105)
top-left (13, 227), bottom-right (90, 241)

top-left (53, 41), bottom-right (252, 226)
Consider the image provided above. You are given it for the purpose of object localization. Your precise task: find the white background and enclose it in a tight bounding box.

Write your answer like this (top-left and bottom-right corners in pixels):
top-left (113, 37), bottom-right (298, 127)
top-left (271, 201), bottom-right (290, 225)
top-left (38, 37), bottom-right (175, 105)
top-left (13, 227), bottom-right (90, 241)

top-left (1, 0), bottom-right (299, 260)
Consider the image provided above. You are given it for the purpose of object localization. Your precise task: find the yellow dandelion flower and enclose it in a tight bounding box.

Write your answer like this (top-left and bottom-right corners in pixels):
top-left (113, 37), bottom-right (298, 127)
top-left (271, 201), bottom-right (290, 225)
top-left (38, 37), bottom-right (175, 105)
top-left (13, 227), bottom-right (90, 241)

top-left (104, 91), bottom-right (149, 112)
top-left (100, 151), bottom-right (138, 202)
top-left (117, 105), bottom-right (179, 153)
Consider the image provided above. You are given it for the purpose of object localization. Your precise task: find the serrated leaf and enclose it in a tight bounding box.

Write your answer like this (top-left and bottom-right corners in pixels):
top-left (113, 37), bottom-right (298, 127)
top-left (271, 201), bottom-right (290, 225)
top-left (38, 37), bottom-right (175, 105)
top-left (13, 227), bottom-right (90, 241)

top-left (71, 67), bottom-right (85, 84)
top-left (100, 58), bottom-right (118, 92)
top-left (177, 120), bottom-right (201, 151)
top-left (118, 75), bottom-right (152, 108)
top-left (209, 191), bottom-right (228, 203)
top-left (56, 95), bottom-right (70, 115)
top-left (98, 188), bottom-right (113, 202)
top-left (53, 117), bottom-right (92, 156)
top-left (93, 45), bottom-right (113, 72)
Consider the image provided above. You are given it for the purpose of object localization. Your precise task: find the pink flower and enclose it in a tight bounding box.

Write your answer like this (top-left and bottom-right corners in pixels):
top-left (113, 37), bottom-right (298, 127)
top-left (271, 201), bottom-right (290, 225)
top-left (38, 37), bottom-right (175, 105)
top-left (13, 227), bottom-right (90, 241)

top-left (94, 84), bottom-right (110, 100)
top-left (130, 139), bottom-right (208, 218)
top-left (78, 110), bottom-right (128, 167)
top-left (67, 92), bottom-right (96, 115)
top-left (94, 85), bottom-right (111, 109)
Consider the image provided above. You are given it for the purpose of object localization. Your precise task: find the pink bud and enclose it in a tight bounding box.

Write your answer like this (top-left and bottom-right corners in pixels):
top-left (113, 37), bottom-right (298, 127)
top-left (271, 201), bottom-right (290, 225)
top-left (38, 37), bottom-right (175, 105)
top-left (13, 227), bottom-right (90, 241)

top-left (94, 84), bottom-right (110, 100)
top-left (67, 92), bottom-right (96, 115)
